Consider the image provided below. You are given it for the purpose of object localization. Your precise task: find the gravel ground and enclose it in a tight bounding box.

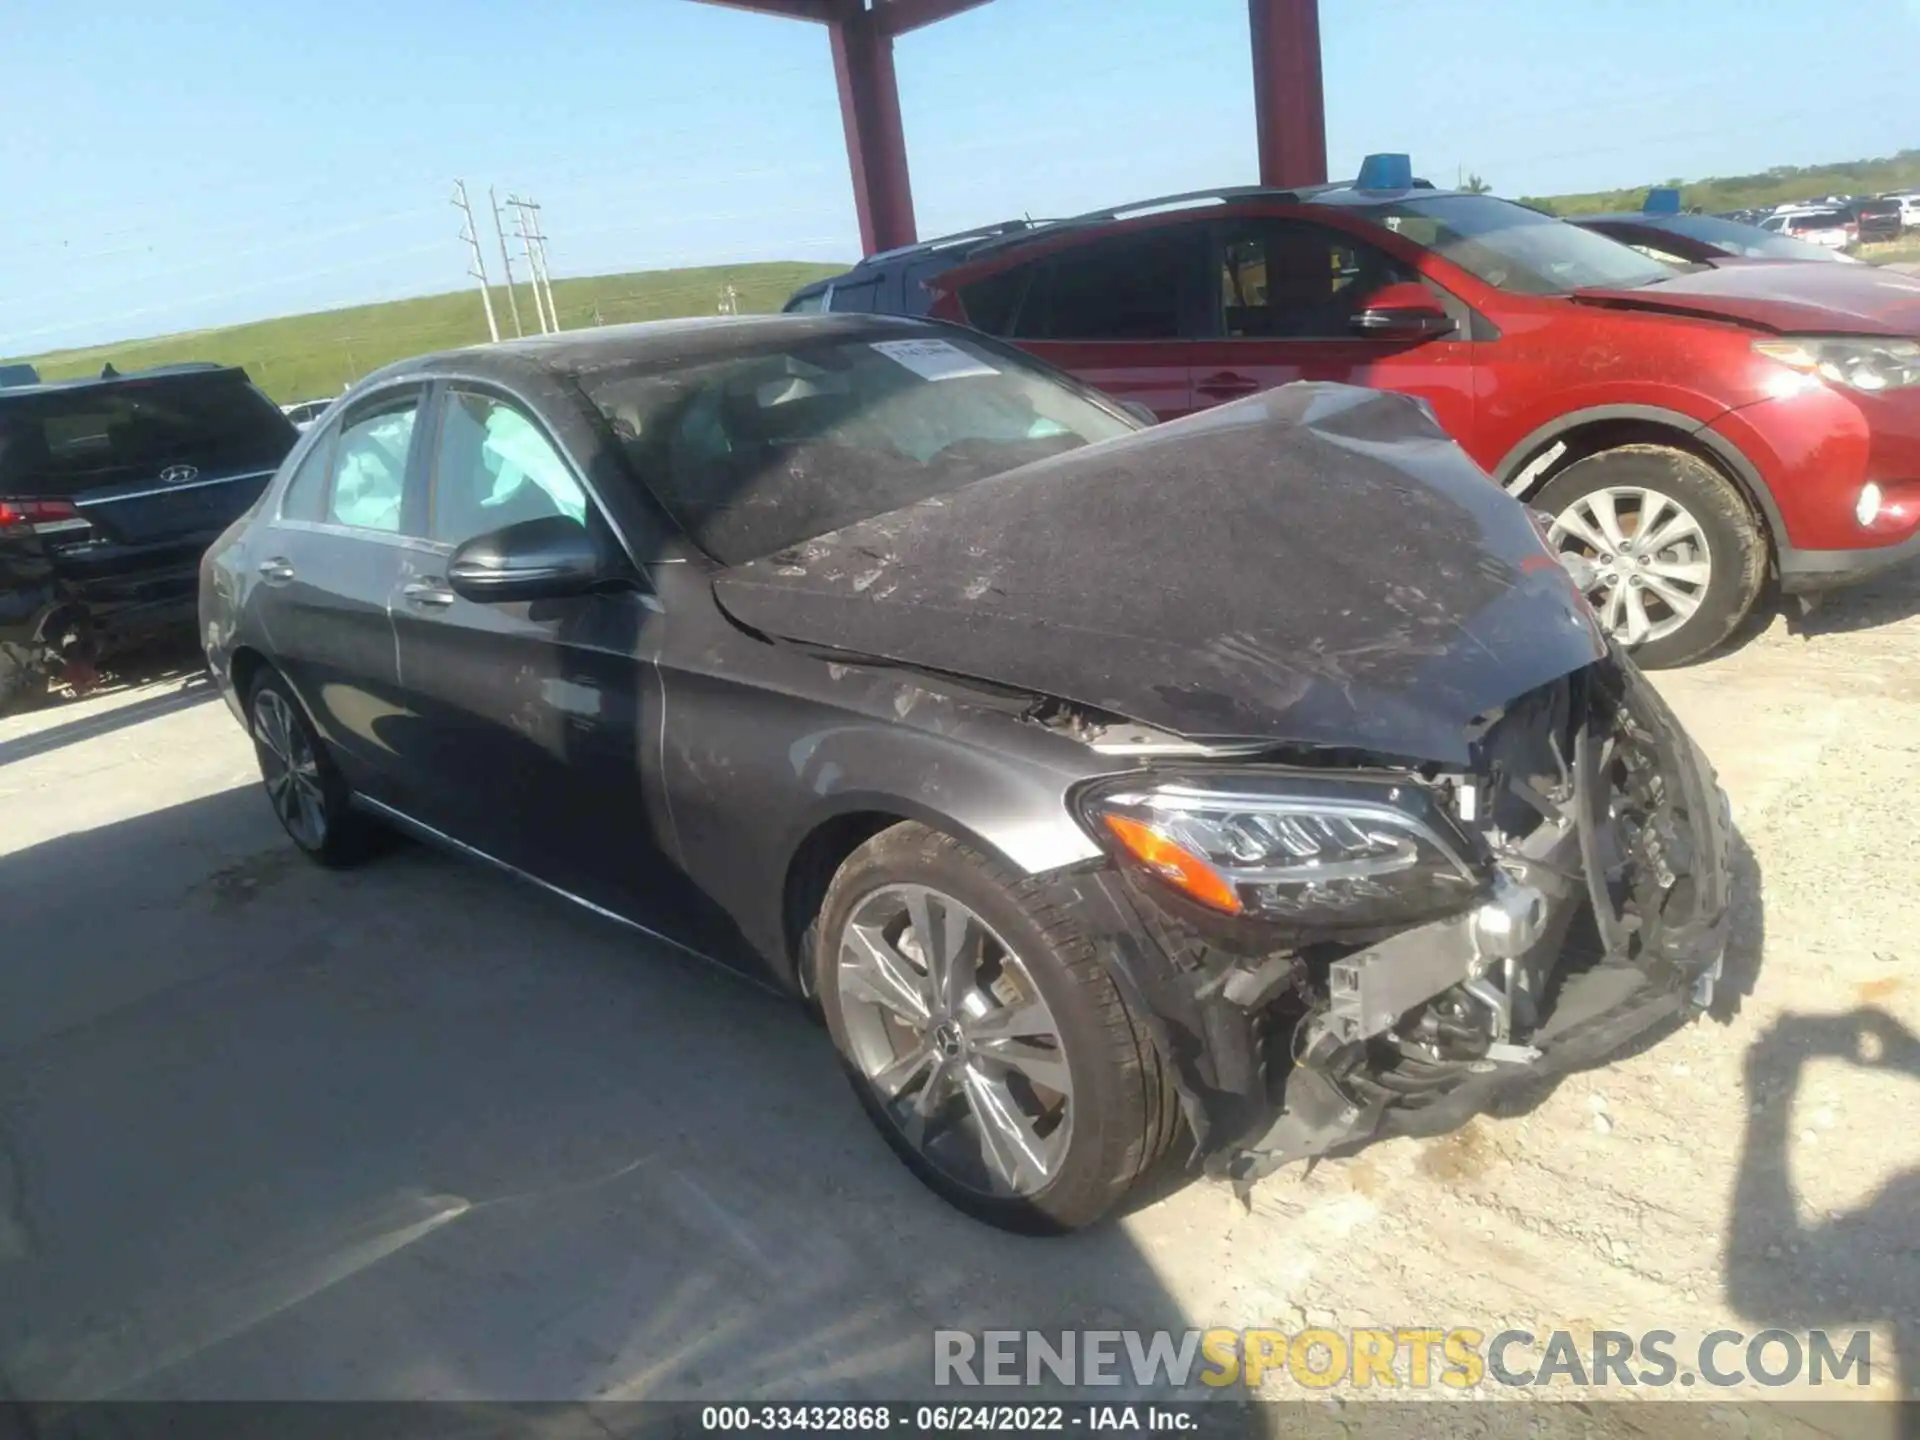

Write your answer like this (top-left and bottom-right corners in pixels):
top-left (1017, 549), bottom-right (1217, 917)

top-left (0, 575), bottom-right (1916, 1425)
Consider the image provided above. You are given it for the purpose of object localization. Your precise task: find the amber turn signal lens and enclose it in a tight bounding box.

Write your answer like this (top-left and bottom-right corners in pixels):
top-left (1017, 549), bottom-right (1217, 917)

top-left (1101, 813), bottom-right (1243, 915)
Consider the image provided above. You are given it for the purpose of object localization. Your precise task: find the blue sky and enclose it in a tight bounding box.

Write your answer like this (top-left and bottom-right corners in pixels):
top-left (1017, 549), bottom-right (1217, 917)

top-left (3, 0), bottom-right (1914, 355)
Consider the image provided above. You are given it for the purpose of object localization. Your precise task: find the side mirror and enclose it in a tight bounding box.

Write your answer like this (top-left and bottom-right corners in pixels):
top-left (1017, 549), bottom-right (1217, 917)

top-left (447, 514), bottom-right (616, 603)
top-left (1115, 399), bottom-right (1160, 426)
top-left (1350, 281), bottom-right (1458, 340)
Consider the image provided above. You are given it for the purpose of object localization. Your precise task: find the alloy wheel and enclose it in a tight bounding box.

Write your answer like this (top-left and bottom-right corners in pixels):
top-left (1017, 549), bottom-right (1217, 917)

top-left (835, 883), bottom-right (1073, 1198)
top-left (1548, 486), bottom-right (1714, 647)
top-left (253, 688), bottom-right (328, 850)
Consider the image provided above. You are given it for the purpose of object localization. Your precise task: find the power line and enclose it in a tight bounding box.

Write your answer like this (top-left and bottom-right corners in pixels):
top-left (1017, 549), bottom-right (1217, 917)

top-left (452, 180), bottom-right (500, 344)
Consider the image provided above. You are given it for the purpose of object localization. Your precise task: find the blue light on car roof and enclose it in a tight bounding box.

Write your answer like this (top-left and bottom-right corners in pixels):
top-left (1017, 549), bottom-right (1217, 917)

top-left (1356, 154), bottom-right (1415, 192)
top-left (1643, 187), bottom-right (1682, 215)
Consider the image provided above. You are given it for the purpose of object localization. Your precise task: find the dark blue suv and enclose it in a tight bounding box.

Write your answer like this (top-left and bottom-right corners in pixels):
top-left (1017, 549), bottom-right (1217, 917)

top-left (781, 220), bottom-right (1043, 318)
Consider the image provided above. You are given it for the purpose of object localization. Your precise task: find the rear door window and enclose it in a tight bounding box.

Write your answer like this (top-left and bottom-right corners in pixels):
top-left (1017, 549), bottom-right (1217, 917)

top-left (324, 392), bottom-right (422, 534)
top-left (899, 257), bottom-right (953, 316)
top-left (825, 277), bottom-right (882, 314)
top-left (279, 431), bottom-right (336, 522)
top-left (1215, 220), bottom-right (1414, 338)
top-left (956, 263), bottom-right (1035, 337)
top-left (1014, 227), bottom-right (1200, 341)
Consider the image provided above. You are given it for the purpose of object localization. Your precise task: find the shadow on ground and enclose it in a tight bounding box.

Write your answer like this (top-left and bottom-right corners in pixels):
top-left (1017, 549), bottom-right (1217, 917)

top-left (1777, 560), bottom-right (1920, 642)
top-left (1727, 1008), bottom-right (1920, 1410)
top-left (0, 785), bottom-right (1240, 1418)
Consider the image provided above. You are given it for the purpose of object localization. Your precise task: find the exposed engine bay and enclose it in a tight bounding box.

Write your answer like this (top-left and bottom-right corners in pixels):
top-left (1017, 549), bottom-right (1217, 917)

top-left (1048, 653), bottom-right (1732, 1190)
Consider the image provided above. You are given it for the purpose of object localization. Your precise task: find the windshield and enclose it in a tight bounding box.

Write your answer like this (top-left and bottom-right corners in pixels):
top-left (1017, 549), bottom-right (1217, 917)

top-left (1650, 214), bottom-right (1850, 263)
top-left (581, 330), bottom-right (1135, 565)
top-left (1359, 194), bottom-right (1676, 295)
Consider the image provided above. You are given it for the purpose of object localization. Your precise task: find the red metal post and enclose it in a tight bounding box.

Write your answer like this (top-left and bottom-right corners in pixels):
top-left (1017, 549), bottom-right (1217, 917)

top-left (830, 5), bottom-right (918, 254)
top-left (1248, 0), bottom-right (1328, 189)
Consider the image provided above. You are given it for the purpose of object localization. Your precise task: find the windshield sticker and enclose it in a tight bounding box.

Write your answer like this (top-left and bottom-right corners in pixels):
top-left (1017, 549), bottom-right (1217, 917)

top-left (870, 338), bottom-right (998, 382)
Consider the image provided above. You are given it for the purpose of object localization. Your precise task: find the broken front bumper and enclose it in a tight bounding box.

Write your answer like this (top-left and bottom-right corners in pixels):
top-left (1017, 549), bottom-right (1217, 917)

top-left (1054, 658), bottom-right (1733, 1189)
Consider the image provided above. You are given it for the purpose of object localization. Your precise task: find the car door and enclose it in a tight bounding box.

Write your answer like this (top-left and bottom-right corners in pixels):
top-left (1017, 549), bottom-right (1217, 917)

top-left (1186, 214), bottom-right (1479, 440)
top-left (991, 224), bottom-right (1205, 420)
top-left (247, 384), bottom-right (426, 798)
top-left (383, 382), bottom-right (686, 926)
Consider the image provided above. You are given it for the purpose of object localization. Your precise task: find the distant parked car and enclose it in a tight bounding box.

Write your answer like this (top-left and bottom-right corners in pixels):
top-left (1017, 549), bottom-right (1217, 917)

top-left (198, 314), bottom-right (1733, 1232)
top-left (1885, 193), bottom-right (1920, 231)
top-left (1849, 198), bottom-right (1904, 245)
top-left (1760, 207), bottom-right (1855, 249)
top-left (915, 160), bottom-right (1920, 665)
top-left (281, 397), bottom-right (336, 431)
top-left (1572, 211), bottom-right (1857, 265)
top-left (0, 363), bottom-right (296, 712)
top-left (782, 221), bottom-right (1046, 318)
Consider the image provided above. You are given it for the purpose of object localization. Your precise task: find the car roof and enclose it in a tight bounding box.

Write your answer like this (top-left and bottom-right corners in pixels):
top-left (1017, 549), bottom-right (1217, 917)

top-left (354, 312), bottom-right (954, 389)
top-left (951, 180), bottom-right (1455, 267)
top-left (0, 361), bottom-right (248, 401)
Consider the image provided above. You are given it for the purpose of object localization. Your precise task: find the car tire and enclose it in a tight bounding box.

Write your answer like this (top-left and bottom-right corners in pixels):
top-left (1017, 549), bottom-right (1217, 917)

top-left (815, 822), bottom-right (1179, 1233)
top-left (246, 670), bottom-right (379, 867)
top-left (1535, 445), bottom-right (1767, 668)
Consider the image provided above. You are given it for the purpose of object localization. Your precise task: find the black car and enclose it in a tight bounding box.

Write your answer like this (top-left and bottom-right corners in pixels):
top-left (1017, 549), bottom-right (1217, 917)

top-left (782, 221), bottom-right (1043, 317)
top-left (1850, 197), bottom-right (1904, 245)
top-left (1571, 211), bottom-right (1855, 265)
top-left (199, 314), bottom-right (1732, 1233)
top-left (1, 363), bottom-right (296, 711)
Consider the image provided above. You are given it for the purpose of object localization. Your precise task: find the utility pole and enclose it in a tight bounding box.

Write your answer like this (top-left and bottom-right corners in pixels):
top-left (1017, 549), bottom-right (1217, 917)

top-left (533, 219), bottom-right (561, 332)
top-left (489, 186), bottom-right (525, 338)
top-left (510, 197), bottom-right (553, 333)
top-left (452, 180), bottom-right (500, 343)
top-left (512, 196), bottom-right (561, 333)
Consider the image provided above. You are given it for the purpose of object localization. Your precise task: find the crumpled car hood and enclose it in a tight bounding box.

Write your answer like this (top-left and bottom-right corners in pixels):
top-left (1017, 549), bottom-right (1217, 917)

top-left (712, 383), bottom-right (1606, 766)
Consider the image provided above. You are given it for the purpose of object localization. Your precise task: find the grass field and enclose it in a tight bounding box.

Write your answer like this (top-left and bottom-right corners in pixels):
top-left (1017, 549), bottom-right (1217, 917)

top-left (7, 262), bottom-right (845, 404)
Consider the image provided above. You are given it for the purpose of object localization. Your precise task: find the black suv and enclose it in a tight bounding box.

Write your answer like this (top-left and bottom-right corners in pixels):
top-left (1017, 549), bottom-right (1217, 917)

top-left (782, 220), bottom-right (1043, 317)
top-left (1851, 197), bottom-right (1904, 245)
top-left (0, 362), bottom-right (296, 712)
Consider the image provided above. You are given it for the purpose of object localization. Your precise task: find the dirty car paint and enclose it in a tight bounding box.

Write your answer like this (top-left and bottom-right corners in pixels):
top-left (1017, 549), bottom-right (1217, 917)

top-left (714, 383), bottom-right (1606, 765)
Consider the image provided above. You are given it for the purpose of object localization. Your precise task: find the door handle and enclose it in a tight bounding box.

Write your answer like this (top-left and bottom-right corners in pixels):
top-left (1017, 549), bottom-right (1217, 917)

top-left (257, 557), bottom-right (295, 584)
top-left (402, 580), bottom-right (456, 608)
top-left (1196, 372), bottom-right (1261, 399)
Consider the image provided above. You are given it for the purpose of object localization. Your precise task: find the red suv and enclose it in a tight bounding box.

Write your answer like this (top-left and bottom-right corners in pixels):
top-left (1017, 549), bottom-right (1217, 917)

top-left (927, 180), bottom-right (1920, 666)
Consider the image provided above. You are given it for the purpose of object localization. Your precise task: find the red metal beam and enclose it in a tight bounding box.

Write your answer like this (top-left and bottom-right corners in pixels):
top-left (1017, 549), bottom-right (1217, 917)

top-left (830, 6), bottom-right (918, 252)
top-left (693, 0), bottom-right (841, 22)
top-left (1248, 0), bottom-right (1327, 188)
top-left (874, 0), bottom-right (993, 37)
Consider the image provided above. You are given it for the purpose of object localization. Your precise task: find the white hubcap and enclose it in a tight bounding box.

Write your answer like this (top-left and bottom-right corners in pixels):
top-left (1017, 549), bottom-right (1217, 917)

top-left (1548, 486), bottom-right (1713, 647)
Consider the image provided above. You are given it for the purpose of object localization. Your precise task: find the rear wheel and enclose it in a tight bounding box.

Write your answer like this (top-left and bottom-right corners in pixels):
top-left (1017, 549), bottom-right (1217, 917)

top-left (1536, 445), bottom-right (1767, 668)
top-left (247, 671), bottom-right (379, 866)
top-left (815, 822), bottom-right (1178, 1233)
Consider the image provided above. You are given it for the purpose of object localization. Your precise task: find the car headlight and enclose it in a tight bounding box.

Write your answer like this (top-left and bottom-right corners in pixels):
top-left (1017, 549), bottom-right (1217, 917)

top-left (1754, 336), bottom-right (1920, 392)
top-left (1079, 775), bottom-right (1486, 929)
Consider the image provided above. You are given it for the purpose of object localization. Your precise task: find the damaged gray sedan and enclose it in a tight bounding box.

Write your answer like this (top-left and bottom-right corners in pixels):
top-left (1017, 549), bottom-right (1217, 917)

top-left (200, 314), bottom-right (1732, 1233)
